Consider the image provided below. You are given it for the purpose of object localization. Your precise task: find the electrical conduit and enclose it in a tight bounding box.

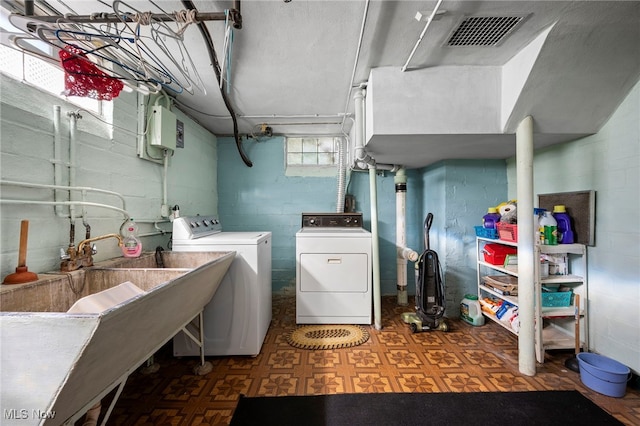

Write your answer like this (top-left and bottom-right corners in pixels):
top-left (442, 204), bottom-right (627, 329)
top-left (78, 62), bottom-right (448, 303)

top-left (401, 0), bottom-right (444, 72)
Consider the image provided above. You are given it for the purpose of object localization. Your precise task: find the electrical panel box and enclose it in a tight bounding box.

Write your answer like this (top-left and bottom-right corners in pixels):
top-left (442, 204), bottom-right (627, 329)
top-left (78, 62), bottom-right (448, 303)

top-left (149, 106), bottom-right (177, 151)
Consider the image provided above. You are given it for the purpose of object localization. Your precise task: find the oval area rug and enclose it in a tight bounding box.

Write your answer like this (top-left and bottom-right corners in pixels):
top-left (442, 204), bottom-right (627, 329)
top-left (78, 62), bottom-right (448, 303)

top-left (287, 325), bottom-right (370, 350)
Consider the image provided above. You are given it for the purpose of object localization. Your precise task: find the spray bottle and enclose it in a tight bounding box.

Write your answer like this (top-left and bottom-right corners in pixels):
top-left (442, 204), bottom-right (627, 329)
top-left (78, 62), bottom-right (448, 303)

top-left (122, 218), bottom-right (142, 258)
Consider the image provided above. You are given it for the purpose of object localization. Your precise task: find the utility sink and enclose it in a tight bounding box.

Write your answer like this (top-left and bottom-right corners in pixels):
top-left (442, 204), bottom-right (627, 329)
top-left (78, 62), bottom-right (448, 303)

top-left (0, 250), bottom-right (235, 426)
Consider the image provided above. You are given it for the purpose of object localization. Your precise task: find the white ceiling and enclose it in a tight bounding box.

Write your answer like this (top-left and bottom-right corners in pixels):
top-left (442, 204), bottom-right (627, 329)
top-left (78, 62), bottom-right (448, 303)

top-left (3, 0), bottom-right (639, 168)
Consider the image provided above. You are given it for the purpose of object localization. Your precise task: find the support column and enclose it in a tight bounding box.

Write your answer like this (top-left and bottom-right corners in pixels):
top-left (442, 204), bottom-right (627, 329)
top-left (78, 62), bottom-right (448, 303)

top-left (516, 116), bottom-right (536, 376)
top-left (369, 165), bottom-right (382, 330)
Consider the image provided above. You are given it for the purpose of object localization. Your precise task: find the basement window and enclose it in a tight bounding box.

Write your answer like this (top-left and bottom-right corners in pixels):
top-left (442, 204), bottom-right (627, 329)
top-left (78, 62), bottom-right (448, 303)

top-left (0, 44), bottom-right (101, 114)
top-left (285, 137), bottom-right (342, 177)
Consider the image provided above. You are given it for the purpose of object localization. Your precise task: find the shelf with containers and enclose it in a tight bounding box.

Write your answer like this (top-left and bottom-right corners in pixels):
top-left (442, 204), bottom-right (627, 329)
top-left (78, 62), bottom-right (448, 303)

top-left (476, 236), bottom-right (520, 335)
top-left (475, 235), bottom-right (588, 363)
top-left (535, 243), bottom-right (588, 364)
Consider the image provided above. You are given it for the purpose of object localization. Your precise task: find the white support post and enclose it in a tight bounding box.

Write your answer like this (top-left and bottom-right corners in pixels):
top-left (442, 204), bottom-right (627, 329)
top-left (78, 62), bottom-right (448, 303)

top-left (516, 116), bottom-right (536, 376)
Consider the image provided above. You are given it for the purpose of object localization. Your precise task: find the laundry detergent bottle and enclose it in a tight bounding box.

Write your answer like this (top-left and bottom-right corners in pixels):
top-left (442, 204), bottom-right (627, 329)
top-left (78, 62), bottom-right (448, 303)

top-left (553, 205), bottom-right (575, 244)
top-left (482, 207), bottom-right (501, 229)
top-left (460, 294), bottom-right (485, 326)
top-left (122, 218), bottom-right (142, 258)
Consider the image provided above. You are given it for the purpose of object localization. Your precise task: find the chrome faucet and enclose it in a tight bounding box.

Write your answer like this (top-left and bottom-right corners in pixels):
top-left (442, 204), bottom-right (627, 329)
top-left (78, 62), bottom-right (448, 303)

top-left (60, 233), bottom-right (124, 272)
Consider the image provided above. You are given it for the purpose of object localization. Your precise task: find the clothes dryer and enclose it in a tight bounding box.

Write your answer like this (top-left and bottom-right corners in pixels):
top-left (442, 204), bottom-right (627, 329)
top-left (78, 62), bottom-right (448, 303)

top-left (296, 213), bottom-right (372, 324)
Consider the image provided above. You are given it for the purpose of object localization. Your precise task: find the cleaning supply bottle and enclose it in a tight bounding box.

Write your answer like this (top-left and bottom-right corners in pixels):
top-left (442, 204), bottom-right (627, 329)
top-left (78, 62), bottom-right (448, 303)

top-left (122, 218), bottom-right (142, 258)
top-left (482, 207), bottom-right (501, 229)
top-left (460, 294), bottom-right (485, 326)
top-left (533, 208), bottom-right (546, 245)
top-left (539, 211), bottom-right (558, 245)
top-left (553, 205), bottom-right (574, 244)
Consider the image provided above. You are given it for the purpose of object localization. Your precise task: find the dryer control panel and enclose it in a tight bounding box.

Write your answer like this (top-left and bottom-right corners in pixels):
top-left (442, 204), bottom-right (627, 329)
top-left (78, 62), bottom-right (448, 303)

top-left (301, 212), bottom-right (363, 228)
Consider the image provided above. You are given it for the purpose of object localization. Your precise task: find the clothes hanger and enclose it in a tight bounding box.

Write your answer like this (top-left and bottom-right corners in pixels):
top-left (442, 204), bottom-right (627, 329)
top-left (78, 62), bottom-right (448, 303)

top-left (35, 25), bottom-right (165, 94)
top-left (113, 0), bottom-right (204, 94)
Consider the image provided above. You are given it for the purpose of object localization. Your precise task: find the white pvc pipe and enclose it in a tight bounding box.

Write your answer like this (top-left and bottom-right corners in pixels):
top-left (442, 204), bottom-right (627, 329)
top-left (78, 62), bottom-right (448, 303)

top-left (369, 164), bottom-right (382, 330)
top-left (68, 112), bottom-right (79, 221)
top-left (0, 180), bottom-right (127, 211)
top-left (53, 105), bottom-right (64, 217)
top-left (0, 199), bottom-right (129, 218)
top-left (336, 137), bottom-right (347, 212)
top-left (516, 115), bottom-right (536, 376)
top-left (395, 168), bottom-right (411, 306)
top-left (163, 150), bottom-right (169, 216)
top-left (352, 88), bottom-right (373, 166)
top-left (401, 0), bottom-right (444, 72)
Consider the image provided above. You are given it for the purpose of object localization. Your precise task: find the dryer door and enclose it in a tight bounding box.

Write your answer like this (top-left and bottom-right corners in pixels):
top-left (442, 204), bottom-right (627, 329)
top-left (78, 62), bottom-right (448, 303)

top-left (299, 253), bottom-right (369, 292)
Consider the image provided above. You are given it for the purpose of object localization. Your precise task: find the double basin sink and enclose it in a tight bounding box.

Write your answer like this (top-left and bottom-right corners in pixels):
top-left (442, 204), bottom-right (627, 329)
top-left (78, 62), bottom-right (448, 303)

top-left (0, 250), bottom-right (235, 425)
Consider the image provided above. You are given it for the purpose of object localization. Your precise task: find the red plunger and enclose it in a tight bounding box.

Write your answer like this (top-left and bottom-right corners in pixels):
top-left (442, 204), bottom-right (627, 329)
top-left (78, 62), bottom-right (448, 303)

top-left (3, 220), bottom-right (39, 285)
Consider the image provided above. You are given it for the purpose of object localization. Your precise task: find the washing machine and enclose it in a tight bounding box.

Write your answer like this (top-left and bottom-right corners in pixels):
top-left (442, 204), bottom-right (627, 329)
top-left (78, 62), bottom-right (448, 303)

top-left (296, 212), bottom-right (372, 324)
top-left (171, 215), bottom-right (272, 356)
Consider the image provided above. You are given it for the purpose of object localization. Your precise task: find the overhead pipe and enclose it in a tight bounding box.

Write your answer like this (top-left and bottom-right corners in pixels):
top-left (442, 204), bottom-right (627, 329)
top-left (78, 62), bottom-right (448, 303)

top-left (0, 181), bottom-right (127, 211)
top-left (395, 168), bottom-right (419, 306)
top-left (401, 0), bottom-right (444, 72)
top-left (0, 199), bottom-right (129, 218)
top-left (516, 116), bottom-right (536, 376)
top-left (352, 88), bottom-right (372, 167)
top-left (25, 10), bottom-right (235, 25)
top-left (351, 89), bottom-right (401, 172)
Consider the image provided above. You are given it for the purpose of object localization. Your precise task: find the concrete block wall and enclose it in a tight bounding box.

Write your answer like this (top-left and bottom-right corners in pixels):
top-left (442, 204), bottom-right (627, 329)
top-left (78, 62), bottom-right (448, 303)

top-left (216, 135), bottom-right (507, 305)
top-left (0, 75), bottom-right (218, 278)
top-left (506, 79), bottom-right (640, 373)
top-left (421, 160), bottom-right (508, 313)
top-left (217, 137), bottom-right (337, 293)
top-left (216, 137), bottom-right (424, 295)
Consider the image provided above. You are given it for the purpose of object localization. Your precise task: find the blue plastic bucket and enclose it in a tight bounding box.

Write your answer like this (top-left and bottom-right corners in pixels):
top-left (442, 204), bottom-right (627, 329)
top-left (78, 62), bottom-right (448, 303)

top-left (576, 352), bottom-right (631, 398)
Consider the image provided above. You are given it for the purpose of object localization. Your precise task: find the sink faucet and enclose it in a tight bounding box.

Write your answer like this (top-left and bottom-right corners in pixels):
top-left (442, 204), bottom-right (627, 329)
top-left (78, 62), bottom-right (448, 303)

top-left (60, 233), bottom-right (124, 272)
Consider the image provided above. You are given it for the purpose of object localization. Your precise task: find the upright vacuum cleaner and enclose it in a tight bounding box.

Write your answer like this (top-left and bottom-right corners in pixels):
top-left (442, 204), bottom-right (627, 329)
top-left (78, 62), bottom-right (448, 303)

top-left (402, 213), bottom-right (448, 332)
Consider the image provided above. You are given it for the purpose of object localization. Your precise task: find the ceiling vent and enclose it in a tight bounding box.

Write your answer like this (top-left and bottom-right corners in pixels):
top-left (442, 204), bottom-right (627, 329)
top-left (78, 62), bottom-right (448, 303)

top-left (446, 16), bottom-right (525, 47)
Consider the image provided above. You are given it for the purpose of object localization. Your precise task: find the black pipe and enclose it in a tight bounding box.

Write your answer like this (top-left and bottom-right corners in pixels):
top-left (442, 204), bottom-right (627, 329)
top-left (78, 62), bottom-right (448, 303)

top-left (181, 0), bottom-right (252, 167)
top-left (24, 1), bottom-right (34, 16)
top-left (232, 0), bottom-right (242, 29)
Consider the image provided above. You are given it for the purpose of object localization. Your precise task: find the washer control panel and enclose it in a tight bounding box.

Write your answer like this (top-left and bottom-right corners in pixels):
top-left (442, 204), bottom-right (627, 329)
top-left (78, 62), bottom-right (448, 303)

top-left (301, 212), bottom-right (363, 228)
top-left (172, 215), bottom-right (222, 240)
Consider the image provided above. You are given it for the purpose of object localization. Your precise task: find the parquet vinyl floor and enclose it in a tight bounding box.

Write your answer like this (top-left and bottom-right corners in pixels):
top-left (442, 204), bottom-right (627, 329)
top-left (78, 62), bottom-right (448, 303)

top-left (104, 295), bottom-right (640, 425)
